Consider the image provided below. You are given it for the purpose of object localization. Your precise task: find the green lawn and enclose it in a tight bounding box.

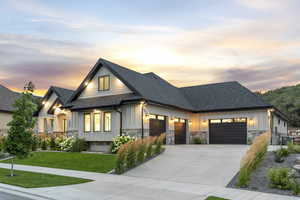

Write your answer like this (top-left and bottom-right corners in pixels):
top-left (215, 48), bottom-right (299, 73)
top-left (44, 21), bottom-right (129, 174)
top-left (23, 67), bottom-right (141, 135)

top-left (205, 197), bottom-right (230, 200)
top-left (0, 168), bottom-right (92, 188)
top-left (1, 152), bottom-right (116, 173)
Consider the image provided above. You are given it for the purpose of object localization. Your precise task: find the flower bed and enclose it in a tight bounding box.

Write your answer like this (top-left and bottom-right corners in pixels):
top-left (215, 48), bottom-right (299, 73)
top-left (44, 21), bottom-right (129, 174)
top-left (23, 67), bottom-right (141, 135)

top-left (115, 134), bottom-right (165, 174)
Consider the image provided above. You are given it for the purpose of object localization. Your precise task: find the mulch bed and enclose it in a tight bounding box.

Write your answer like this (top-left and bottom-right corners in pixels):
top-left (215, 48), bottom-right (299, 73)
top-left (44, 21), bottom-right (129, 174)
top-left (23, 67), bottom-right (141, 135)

top-left (227, 152), bottom-right (300, 197)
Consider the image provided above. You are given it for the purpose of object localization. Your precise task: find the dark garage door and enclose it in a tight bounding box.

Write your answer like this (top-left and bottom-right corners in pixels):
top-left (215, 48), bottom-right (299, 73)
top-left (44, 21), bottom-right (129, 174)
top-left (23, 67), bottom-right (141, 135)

top-left (174, 120), bottom-right (186, 144)
top-left (149, 115), bottom-right (166, 137)
top-left (209, 118), bottom-right (247, 144)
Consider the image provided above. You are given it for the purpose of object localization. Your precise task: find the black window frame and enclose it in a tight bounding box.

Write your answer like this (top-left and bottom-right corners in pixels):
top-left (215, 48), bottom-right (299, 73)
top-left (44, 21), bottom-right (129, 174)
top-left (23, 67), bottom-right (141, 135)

top-left (98, 75), bottom-right (110, 91)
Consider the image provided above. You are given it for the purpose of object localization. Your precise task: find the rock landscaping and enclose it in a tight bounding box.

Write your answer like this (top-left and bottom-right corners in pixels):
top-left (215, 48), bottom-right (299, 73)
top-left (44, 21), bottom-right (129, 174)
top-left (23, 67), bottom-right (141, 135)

top-left (228, 145), bottom-right (300, 197)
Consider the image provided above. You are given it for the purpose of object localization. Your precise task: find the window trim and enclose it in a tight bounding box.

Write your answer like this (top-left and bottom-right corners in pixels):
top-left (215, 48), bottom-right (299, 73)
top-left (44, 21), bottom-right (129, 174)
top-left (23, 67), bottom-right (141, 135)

top-left (93, 113), bottom-right (101, 132)
top-left (98, 75), bottom-right (110, 91)
top-left (84, 113), bottom-right (91, 133)
top-left (103, 112), bottom-right (112, 132)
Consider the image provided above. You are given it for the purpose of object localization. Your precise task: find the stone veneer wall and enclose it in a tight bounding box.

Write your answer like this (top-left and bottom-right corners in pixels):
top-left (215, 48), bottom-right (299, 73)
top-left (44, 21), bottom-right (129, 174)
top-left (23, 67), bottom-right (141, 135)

top-left (190, 131), bottom-right (208, 144)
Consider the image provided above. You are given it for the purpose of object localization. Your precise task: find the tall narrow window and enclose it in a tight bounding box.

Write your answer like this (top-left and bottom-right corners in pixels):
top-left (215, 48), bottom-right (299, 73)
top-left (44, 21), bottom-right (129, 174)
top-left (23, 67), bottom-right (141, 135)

top-left (98, 75), bottom-right (110, 91)
top-left (94, 113), bottom-right (101, 132)
top-left (44, 118), bottom-right (48, 132)
top-left (104, 112), bottom-right (111, 132)
top-left (84, 113), bottom-right (91, 132)
top-left (50, 119), bottom-right (54, 131)
top-left (63, 119), bottom-right (67, 133)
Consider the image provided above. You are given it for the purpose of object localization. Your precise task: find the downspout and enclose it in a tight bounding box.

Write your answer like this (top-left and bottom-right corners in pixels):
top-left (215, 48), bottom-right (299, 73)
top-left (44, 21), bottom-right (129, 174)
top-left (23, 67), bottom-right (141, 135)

top-left (270, 110), bottom-right (274, 145)
top-left (115, 107), bottom-right (123, 136)
top-left (140, 100), bottom-right (146, 139)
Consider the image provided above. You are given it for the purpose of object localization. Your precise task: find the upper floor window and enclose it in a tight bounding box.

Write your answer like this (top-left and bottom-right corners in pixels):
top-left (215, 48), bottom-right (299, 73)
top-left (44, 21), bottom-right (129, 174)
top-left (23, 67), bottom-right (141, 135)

top-left (104, 112), bottom-right (112, 132)
top-left (98, 75), bottom-right (110, 91)
top-left (84, 113), bottom-right (91, 132)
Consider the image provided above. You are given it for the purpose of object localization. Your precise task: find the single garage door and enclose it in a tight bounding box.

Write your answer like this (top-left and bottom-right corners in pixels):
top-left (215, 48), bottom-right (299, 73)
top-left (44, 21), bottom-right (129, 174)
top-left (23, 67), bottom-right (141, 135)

top-left (149, 115), bottom-right (166, 137)
top-left (209, 118), bottom-right (247, 144)
top-left (174, 119), bottom-right (186, 144)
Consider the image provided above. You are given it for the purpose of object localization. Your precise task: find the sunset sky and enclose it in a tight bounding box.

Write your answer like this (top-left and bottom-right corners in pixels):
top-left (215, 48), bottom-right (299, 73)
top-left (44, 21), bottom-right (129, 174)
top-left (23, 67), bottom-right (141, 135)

top-left (0, 0), bottom-right (299, 96)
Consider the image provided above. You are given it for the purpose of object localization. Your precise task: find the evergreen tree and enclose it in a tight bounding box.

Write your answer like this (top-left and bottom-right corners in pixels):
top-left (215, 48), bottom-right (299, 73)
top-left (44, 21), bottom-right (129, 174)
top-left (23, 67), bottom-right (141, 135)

top-left (5, 82), bottom-right (37, 176)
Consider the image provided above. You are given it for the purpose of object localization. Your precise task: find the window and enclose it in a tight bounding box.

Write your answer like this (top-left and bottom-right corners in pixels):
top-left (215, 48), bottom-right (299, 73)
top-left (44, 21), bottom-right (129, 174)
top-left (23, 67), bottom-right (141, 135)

top-left (104, 112), bottom-right (111, 132)
top-left (278, 119), bottom-right (281, 125)
top-left (50, 119), bottom-right (54, 131)
top-left (98, 75), bottom-right (110, 91)
top-left (210, 119), bottom-right (221, 124)
top-left (148, 114), bottom-right (156, 119)
top-left (180, 119), bottom-right (185, 123)
top-left (222, 118), bottom-right (233, 123)
top-left (84, 113), bottom-right (91, 132)
top-left (284, 122), bottom-right (286, 127)
top-left (63, 119), bottom-right (67, 133)
top-left (235, 118), bottom-right (247, 122)
top-left (44, 118), bottom-right (48, 132)
top-left (94, 113), bottom-right (101, 132)
top-left (157, 115), bottom-right (165, 120)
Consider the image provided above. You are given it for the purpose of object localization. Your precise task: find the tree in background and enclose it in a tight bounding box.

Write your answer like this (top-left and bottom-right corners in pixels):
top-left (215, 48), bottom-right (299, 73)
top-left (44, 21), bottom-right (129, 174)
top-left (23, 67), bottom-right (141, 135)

top-left (5, 82), bottom-right (37, 176)
top-left (258, 84), bottom-right (300, 127)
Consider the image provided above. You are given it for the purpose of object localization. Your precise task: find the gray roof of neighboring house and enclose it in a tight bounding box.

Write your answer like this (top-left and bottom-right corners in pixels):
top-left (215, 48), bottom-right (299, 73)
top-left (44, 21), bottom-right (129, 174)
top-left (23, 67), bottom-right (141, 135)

top-left (51, 86), bottom-right (74, 105)
top-left (65, 58), bottom-right (272, 112)
top-left (0, 84), bottom-right (21, 112)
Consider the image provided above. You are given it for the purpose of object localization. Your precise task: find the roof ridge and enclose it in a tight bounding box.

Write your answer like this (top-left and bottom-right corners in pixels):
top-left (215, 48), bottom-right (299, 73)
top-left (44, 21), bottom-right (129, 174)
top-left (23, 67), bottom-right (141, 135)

top-left (179, 81), bottom-right (238, 89)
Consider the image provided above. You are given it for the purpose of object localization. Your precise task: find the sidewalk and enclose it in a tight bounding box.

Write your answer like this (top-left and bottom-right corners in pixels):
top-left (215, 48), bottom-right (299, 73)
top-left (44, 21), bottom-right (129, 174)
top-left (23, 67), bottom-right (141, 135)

top-left (0, 163), bottom-right (298, 200)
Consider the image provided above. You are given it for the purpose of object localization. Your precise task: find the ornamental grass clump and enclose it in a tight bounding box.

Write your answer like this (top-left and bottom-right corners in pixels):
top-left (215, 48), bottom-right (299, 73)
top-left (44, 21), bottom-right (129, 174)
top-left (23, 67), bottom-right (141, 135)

top-left (115, 144), bottom-right (127, 174)
top-left (136, 139), bottom-right (146, 164)
top-left (146, 137), bottom-right (155, 159)
top-left (126, 141), bottom-right (137, 169)
top-left (237, 132), bottom-right (270, 187)
top-left (154, 134), bottom-right (166, 155)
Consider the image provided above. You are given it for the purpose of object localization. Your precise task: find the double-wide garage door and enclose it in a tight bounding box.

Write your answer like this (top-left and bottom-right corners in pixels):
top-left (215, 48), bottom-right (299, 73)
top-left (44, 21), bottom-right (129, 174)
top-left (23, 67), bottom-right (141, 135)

top-left (209, 118), bottom-right (247, 144)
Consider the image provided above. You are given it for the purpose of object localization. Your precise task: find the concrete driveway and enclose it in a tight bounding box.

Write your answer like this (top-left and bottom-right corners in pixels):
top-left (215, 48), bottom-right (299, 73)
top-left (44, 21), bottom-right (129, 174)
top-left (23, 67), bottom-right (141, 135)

top-left (124, 145), bottom-right (248, 186)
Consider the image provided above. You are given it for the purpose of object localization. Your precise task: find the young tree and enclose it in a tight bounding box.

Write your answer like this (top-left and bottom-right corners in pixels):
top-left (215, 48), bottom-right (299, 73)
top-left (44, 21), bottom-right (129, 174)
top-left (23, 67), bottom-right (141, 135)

top-left (5, 82), bottom-right (37, 176)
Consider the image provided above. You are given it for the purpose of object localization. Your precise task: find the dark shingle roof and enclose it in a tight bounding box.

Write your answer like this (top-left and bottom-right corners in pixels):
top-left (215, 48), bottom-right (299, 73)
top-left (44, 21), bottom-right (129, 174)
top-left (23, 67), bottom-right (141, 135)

top-left (51, 86), bottom-right (74, 105)
top-left (180, 81), bottom-right (272, 112)
top-left (70, 93), bottom-right (141, 110)
top-left (68, 58), bottom-right (272, 112)
top-left (0, 84), bottom-right (21, 112)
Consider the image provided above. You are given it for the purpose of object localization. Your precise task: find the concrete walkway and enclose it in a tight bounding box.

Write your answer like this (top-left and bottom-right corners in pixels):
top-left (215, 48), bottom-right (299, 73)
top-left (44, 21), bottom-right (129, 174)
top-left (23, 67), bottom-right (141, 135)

top-left (125, 145), bottom-right (248, 186)
top-left (0, 162), bottom-right (298, 200)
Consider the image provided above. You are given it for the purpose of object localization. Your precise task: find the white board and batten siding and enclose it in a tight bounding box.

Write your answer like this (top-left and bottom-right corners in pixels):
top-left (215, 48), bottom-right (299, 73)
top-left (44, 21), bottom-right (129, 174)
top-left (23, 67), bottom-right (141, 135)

top-left (37, 92), bottom-right (58, 133)
top-left (79, 66), bottom-right (132, 99)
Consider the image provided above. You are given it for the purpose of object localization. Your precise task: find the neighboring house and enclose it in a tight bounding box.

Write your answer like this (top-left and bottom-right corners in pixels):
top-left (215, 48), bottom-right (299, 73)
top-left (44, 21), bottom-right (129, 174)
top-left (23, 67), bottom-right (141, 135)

top-left (36, 58), bottom-right (288, 151)
top-left (36, 86), bottom-right (74, 134)
top-left (0, 84), bottom-right (21, 136)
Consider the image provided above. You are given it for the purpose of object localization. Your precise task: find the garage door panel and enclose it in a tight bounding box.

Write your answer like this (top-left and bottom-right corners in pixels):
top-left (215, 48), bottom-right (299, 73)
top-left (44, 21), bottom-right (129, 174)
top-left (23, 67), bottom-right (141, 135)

top-left (149, 118), bottom-right (166, 137)
top-left (209, 121), bottom-right (247, 144)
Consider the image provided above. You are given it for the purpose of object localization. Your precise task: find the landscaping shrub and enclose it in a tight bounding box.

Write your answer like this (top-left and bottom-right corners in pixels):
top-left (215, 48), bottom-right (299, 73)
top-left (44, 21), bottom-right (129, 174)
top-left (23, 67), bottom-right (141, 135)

top-left (287, 142), bottom-right (300, 154)
top-left (59, 137), bottom-right (74, 151)
top-left (70, 138), bottom-right (88, 152)
top-left (268, 168), bottom-right (297, 190)
top-left (237, 132), bottom-right (270, 187)
top-left (136, 139), bottom-right (146, 164)
top-left (50, 136), bottom-right (57, 150)
top-left (274, 148), bottom-right (290, 163)
top-left (115, 144), bottom-right (127, 174)
top-left (111, 135), bottom-right (137, 154)
top-left (126, 141), bottom-right (136, 169)
top-left (0, 136), bottom-right (6, 152)
top-left (41, 139), bottom-right (48, 150)
top-left (193, 137), bottom-right (202, 144)
top-left (31, 135), bottom-right (39, 151)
